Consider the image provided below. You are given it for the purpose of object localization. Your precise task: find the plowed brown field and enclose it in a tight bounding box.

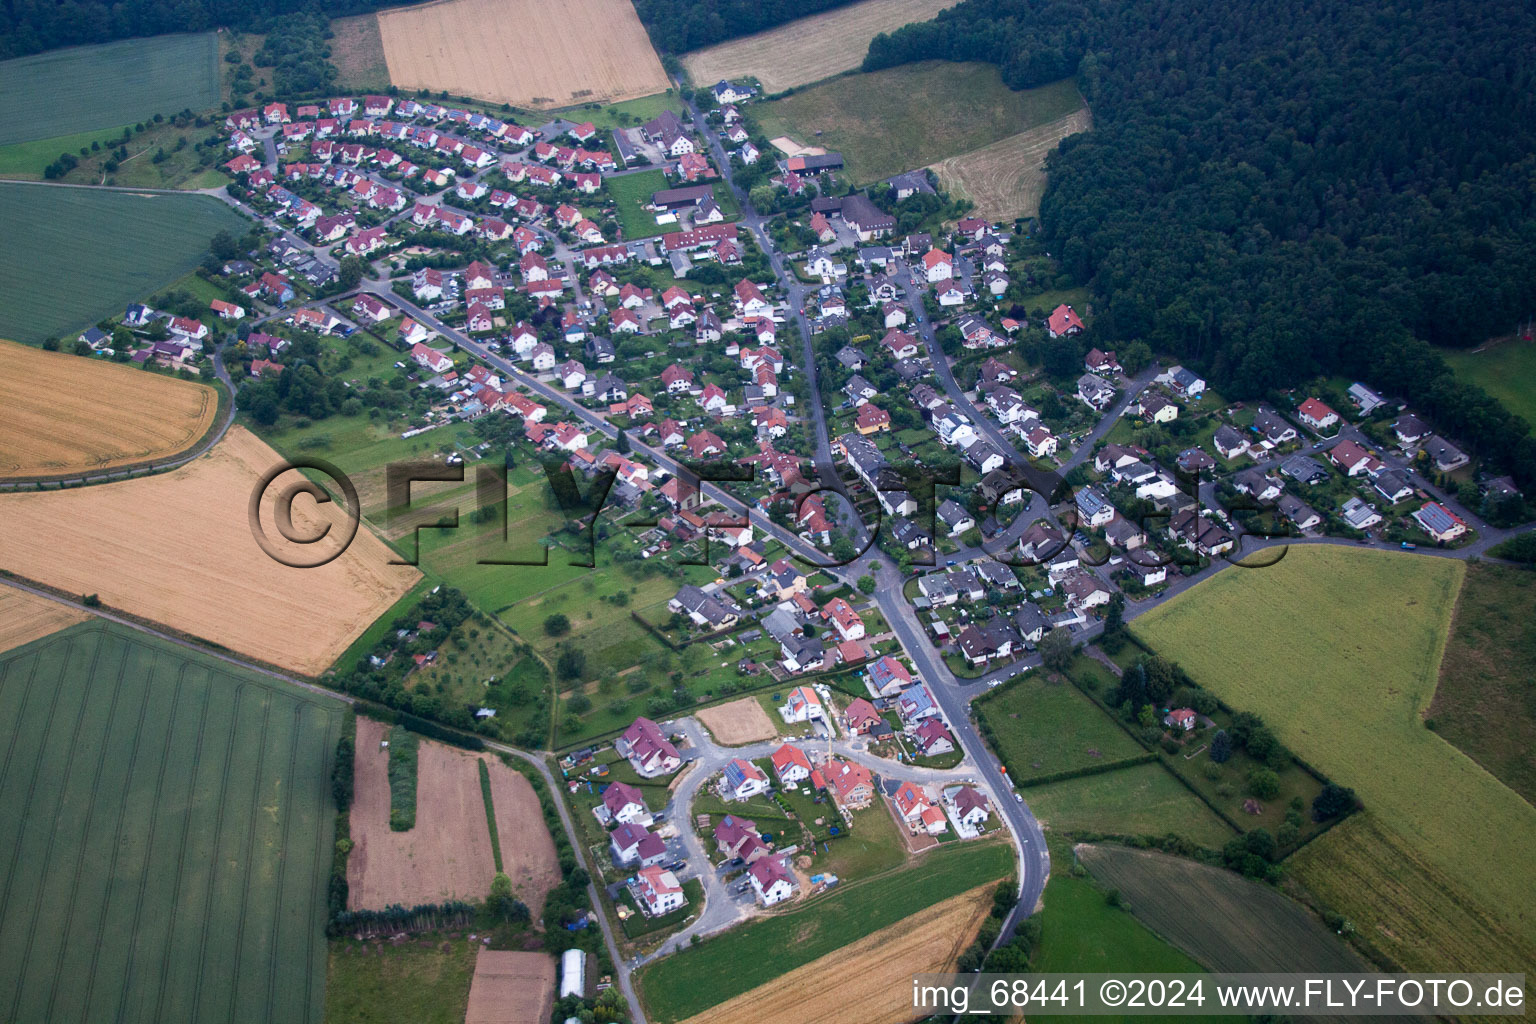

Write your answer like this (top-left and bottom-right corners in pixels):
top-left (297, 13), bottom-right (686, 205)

top-left (349, 719), bottom-right (561, 915)
top-left (696, 697), bottom-right (777, 744)
top-left (0, 426), bottom-right (419, 674)
top-left (0, 588), bottom-right (88, 654)
top-left (0, 338), bottom-right (218, 479)
top-left (378, 0), bottom-right (669, 108)
top-left (464, 950), bottom-right (557, 1024)
top-left (679, 884), bottom-right (994, 1024)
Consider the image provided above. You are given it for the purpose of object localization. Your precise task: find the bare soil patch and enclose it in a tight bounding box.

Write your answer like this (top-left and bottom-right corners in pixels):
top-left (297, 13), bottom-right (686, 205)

top-left (696, 697), bottom-right (778, 744)
top-left (0, 588), bottom-right (88, 654)
top-left (0, 337), bottom-right (218, 480)
top-left (484, 756), bottom-right (562, 916)
top-left (682, 0), bottom-right (959, 94)
top-left (378, 0), bottom-right (669, 108)
top-left (930, 106), bottom-right (1093, 222)
top-left (349, 719), bottom-right (561, 916)
top-left (0, 425), bottom-right (419, 675)
top-left (679, 884), bottom-right (993, 1024)
top-left (464, 949), bottom-right (556, 1024)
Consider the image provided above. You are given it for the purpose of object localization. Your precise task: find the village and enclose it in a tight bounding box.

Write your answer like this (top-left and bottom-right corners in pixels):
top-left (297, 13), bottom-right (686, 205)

top-left (39, 63), bottom-right (1532, 1024)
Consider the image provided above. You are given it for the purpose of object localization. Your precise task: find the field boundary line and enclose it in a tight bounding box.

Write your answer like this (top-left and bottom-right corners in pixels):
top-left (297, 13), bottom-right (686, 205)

top-left (114, 662), bottom-right (197, 1022)
top-left (204, 686), bottom-right (271, 1023)
top-left (40, 632), bottom-right (134, 1022)
top-left (259, 699), bottom-right (307, 1024)
top-left (152, 669), bottom-right (227, 1022)
top-left (299, 709), bottom-right (344, 1024)
top-left (6, 629), bottom-right (105, 1024)
top-left (76, 642), bottom-right (158, 1021)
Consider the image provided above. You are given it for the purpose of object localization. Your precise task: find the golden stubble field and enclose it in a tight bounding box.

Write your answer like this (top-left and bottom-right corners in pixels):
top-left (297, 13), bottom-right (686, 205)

top-left (0, 338), bottom-right (218, 479)
top-left (679, 885), bottom-right (994, 1024)
top-left (681, 0), bottom-right (959, 94)
top-left (377, 0), bottom-right (670, 108)
top-left (0, 426), bottom-right (419, 675)
top-left (931, 106), bottom-right (1093, 221)
top-left (0, 588), bottom-right (88, 654)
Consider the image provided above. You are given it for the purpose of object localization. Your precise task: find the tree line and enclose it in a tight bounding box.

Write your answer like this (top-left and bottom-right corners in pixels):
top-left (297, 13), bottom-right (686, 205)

top-left (865, 0), bottom-right (1536, 489)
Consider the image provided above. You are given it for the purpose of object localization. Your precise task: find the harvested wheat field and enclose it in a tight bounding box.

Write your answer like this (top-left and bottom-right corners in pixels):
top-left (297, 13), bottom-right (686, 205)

top-left (682, 0), bottom-right (958, 94)
top-left (349, 718), bottom-right (561, 915)
top-left (931, 107), bottom-right (1092, 222)
top-left (696, 697), bottom-right (778, 744)
top-left (0, 588), bottom-right (88, 654)
top-left (378, 0), bottom-right (669, 108)
top-left (0, 425), bottom-right (418, 674)
top-left (0, 337), bottom-right (218, 479)
top-left (680, 885), bottom-right (993, 1024)
top-left (465, 950), bottom-right (557, 1024)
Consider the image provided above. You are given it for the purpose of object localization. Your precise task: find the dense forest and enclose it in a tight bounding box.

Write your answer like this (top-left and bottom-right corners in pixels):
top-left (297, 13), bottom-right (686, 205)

top-left (0, 0), bottom-right (857, 59)
top-left (0, 0), bottom-right (387, 58)
top-left (867, 0), bottom-right (1536, 487)
top-left (632, 0), bottom-right (858, 53)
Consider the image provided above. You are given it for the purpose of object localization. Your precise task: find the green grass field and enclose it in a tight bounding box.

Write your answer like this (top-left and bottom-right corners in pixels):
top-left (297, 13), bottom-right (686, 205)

top-left (1429, 563), bottom-right (1536, 805)
top-left (1021, 761), bottom-right (1235, 847)
top-left (0, 182), bottom-right (248, 343)
top-left (1029, 870), bottom-right (1243, 1024)
top-left (752, 63), bottom-right (1085, 184)
top-left (1440, 337), bottom-right (1536, 427)
top-left (1288, 813), bottom-right (1535, 977)
top-left (1132, 545), bottom-right (1536, 971)
top-left (1075, 844), bottom-right (1367, 972)
top-left (0, 621), bottom-right (341, 1024)
top-left (559, 93), bottom-right (681, 131)
top-left (977, 674), bottom-right (1146, 782)
top-left (606, 168), bottom-right (673, 240)
top-left (0, 34), bottom-right (219, 146)
top-left (635, 839), bottom-right (1013, 1022)
top-left (326, 937), bottom-right (477, 1023)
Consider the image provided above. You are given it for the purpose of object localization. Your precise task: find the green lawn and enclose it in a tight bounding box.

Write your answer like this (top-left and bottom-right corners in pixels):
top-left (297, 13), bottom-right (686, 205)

top-left (807, 799), bottom-right (907, 879)
top-left (606, 168), bottom-right (673, 240)
top-left (1021, 761), bottom-right (1235, 847)
top-left (0, 182), bottom-right (248, 343)
top-left (977, 673), bottom-right (1146, 783)
top-left (752, 63), bottom-right (1085, 184)
top-left (1132, 545), bottom-right (1536, 971)
top-left (1029, 870), bottom-right (1243, 1024)
top-left (326, 937), bottom-right (477, 1023)
top-left (0, 621), bottom-right (340, 1024)
top-left (1440, 337), bottom-right (1536, 427)
top-left (1428, 563), bottom-right (1536, 805)
top-left (0, 124), bottom-right (128, 178)
top-left (558, 93), bottom-right (682, 131)
top-left (635, 839), bottom-right (1013, 1022)
top-left (0, 33), bottom-right (219, 145)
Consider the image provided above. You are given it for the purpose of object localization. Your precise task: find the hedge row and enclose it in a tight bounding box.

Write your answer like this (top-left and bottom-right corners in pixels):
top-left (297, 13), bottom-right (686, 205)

top-left (386, 725), bottom-right (419, 832)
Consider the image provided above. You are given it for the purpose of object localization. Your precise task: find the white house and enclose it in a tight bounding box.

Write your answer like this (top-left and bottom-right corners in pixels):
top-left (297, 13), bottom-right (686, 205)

top-left (780, 685), bottom-right (825, 723)
top-left (747, 856), bottom-right (796, 906)
top-left (636, 865), bottom-right (686, 916)
top-left (720, 758), bottom-right (771, 801)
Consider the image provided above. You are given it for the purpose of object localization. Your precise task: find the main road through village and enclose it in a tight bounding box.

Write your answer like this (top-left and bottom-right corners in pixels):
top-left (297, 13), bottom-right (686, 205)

top-left (5, 85), bottom-right (1535, 1024)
